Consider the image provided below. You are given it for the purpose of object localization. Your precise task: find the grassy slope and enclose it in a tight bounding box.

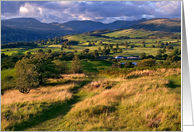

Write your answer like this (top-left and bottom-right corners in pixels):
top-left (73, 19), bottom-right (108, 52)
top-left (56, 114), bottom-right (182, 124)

top-left (1, 68), bottom-right (181, 131)
top-left (1, 69), bottom-right (16, 80)
top-left (103, 29), bottom-right (156, 38)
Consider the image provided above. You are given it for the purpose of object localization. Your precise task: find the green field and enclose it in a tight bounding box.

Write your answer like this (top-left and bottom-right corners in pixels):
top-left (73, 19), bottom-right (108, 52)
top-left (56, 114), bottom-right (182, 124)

top-left (1, 69), bottom-right (15, 80)
top-left (1, 28), bottom-right (181, 58)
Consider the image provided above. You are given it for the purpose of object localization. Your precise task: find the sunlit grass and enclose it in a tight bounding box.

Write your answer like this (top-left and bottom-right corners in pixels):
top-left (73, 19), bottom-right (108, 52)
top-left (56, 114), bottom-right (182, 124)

top-left (1, 69), bottom-right (181, 131)
top-left (1, 69), bottom-right (15, 80)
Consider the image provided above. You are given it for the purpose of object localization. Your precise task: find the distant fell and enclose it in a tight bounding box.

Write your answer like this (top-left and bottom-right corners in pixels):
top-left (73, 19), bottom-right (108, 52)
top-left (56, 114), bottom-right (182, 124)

top-left (128, 18), bottom-right (181, 32)
top-left (108, 18), bottom-right (147, 29)
top-left (5, 18), bottom-right (40, 23)
top-left (64, 18), bottom-right (147, 32)
top-left (1, 17), bottom-right (180, 44)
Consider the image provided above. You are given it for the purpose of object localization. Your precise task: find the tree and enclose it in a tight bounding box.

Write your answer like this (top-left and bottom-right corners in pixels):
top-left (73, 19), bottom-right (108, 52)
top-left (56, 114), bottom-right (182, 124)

top-left (83, 49), bottom-right (90, 53)
top-left (172, 48), bottom-right (179, 56)
top-left (110, 44), bottom-right (113, 49)
top-left (93, 50), bottom-right (99, 58)
top-left (140, 52), bottom-right (146, 60)
top-left (54, 60), bottom-right (68, 74)
top-left (151, 45), bottom-right (155, 48)
top-left (147, 55), bottom-right (154, 59)
top-left (47, 49), bottom-right (52, 53)
top-left (67, 46), bottom-right (71, 49)
top-left (137, 58), bottom-right (156, 67)
top-left (98, 47), bottom-right (101, 52)
top-left (163, 54), bottom-right (168, 60)
top-left (166, 45), bottom-right (174, 50)
top-left (89, 42), bottom-right (92, 46)
top-left (124, 62), bottom-right (134, 68)
top-left (112, 48), bottom-right (117, 53)
top-left (71, 56), bottom-right (83, 73)
top-left (116, 43), bottom-right (119, 49)
top-left (156, 49), bottom-right (163, 60)
top-left (26, 51), bottom-right (31, 56)
top-left (125, 43), bottom-right (129, 48)
top-left (15, 54), bottom-right (58, 93)
top-left (167, 54), bottom-right (179, 62)
top-left (111, 63), bottom-right (121, 68)
top-left (130, 44), bottom-right (135, 48)
top-left (74, 50), bottom-right (77, 54)
top-left (102, 49), bottom-right (110, 56)
top-left (15, 59), bottom-right (39, 93)
top-left (38, 49), bottom-right (44, 53)
top-left (165, 42), bottom-right (169, 46)
top-left (142, 43), bottom-right (146, 47)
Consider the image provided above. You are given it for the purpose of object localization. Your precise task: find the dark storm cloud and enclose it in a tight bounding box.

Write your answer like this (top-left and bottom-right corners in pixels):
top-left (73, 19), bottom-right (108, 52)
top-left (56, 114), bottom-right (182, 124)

top-left (1, 1), bottom-right (24, 14)
top-left (1, 1), bottom-right (181, 23)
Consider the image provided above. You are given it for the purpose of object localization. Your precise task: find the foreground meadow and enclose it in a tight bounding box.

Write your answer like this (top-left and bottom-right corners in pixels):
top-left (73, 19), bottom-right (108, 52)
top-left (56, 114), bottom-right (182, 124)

top-left (1, 68), bottom-right (181, 131)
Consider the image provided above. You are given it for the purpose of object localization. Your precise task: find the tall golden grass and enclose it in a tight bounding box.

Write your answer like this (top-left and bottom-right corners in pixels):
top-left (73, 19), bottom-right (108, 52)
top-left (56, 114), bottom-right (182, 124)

top-left (1, 69), bottom-right (181, 131)
top-left (66, 75), bottom-right (181, 131)
top-left (1, 84), bottom-right (74, 105)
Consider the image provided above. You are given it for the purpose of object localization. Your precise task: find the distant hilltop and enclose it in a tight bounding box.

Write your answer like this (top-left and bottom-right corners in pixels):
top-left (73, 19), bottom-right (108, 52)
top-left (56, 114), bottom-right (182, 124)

top-left (5, 18), bottom-right (41, 23)
top-left (128, 18), bottom-right (181, 32)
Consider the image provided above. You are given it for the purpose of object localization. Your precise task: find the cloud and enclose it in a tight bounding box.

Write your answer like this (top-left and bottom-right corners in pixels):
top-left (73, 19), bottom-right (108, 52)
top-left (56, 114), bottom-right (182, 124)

top-left (1, 1), bottom-right (181, 23)
top-left (155, 1), bottom-right (181, 17)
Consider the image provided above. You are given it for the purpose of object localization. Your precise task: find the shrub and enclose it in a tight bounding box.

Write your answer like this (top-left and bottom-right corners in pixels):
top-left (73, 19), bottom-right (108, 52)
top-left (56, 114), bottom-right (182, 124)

top-left (124, 62), bottom-right (134, 68)
top-left (151, 45), bottom-right (155, 48)
top-left (47, 49), bottom-right (52, 53)
top-left (111, 63), bottom-right (121, 68)
top-left (140, 52), bottom-right (146, 60)
top-left (37, 49), bottom-right (44, 53)
top-left (54, 60), bottom-right (68, 74)
top-left (71, 56), bottom-right (83, 73)
top-left (137, 58), bottom-right (156, 67)
top-left (3, 75), bottom-right (14, 81)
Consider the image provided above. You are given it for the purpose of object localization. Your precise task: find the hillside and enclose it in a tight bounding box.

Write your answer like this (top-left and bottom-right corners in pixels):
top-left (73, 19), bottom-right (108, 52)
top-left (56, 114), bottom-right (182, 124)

top-left (1, 18), bottom-right (147, 44)
top-left (5, 18), bottom-right (41, 23)
top-left (1, 18), bottom-right (181, 44)
top-left (1, 68), bottom-right (181, 131)
top-left (128, 18), bottom-right (181, 32)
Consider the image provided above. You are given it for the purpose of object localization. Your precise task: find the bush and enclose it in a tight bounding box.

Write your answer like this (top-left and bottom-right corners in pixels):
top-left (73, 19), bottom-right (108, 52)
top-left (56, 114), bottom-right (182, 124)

top-left (54, 60), bottom-right (68, 74)
top-left (3, 75), bottom-right (14, 81)
top-left (71, 56), bottom-right (83, 73)
top-left (137, 58), bottom-right (156, 67)
top-left (47, 49), bottom-right (52, 53)
top-left (140, 52), bottom-right (146, 60)
top-left (111, 63), bottom-right (121, 68)
top-left (124, 62), bottom-right (134, 68)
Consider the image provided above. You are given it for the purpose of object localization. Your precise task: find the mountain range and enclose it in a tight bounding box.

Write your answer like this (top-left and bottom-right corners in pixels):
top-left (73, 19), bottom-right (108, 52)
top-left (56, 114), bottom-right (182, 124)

top-left (1, 18), bottom-right (181, 44)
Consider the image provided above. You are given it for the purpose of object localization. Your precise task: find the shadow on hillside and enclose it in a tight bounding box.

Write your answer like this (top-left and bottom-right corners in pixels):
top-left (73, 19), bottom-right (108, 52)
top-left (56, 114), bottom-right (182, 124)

top-left (126, 75), bottom-right (140, 79)
top-left (165, 80), bottom-right (181, 89)
top-left (43, 79), bottom-right (71, 86)
top-left (10, 80), bottom-right (90, 131)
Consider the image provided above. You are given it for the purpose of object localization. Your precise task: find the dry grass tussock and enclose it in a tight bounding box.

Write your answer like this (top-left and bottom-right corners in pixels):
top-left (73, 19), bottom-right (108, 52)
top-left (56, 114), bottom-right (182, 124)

top-left (125, 68), bottom-right (181, 78)
top-left (61, 73), bottom-right (86, 78)
top-left (1, 83), bottom-right (75, 105)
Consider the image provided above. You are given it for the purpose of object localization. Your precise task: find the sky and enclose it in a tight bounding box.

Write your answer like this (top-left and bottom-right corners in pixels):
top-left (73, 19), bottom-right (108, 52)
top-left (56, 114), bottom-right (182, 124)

top-left (1, 1), bottom-right (181, 24)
